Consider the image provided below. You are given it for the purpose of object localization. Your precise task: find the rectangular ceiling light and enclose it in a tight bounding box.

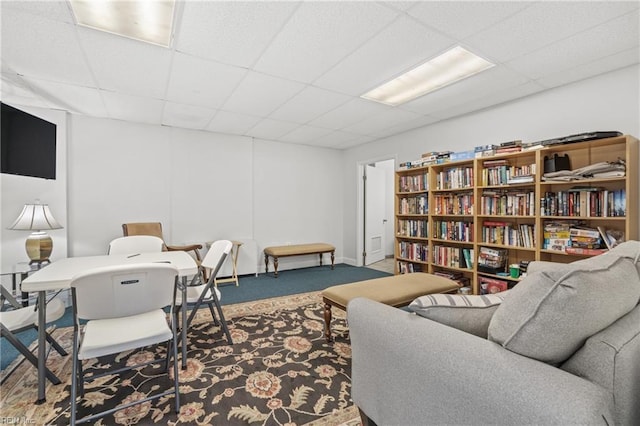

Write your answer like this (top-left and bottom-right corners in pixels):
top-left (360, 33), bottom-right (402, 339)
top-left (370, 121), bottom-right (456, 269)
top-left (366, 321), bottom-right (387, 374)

top-left (69, 0), bottom-right (176, 47)
top-left (362, 46), bottom-right (495, 106)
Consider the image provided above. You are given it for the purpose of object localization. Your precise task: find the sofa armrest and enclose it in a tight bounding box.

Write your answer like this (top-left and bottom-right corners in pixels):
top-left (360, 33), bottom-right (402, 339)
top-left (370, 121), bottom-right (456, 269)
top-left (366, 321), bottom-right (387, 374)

top-left (347, 298), bottom-right (613, 425)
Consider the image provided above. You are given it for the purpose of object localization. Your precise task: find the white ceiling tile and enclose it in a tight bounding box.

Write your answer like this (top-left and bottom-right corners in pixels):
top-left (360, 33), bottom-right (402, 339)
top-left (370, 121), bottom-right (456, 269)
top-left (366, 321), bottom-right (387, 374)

top-left (309, 98), bottom-right (392, 130)
top-left (398, 65), bottom-right (530, 115)
top-left (0, 77), bottom-right (55, 109)
top-left (343, 108), bottom-right (423, 136)
top-left (507, 10), bottom-right (640, 80)
top-left (162, 101), bottom-right (216, 129)
top-left (2, 0), bottom-right (75, 23)
top-left (21, 77), bottom-right (107, 117)
top-left (167, 53), bottom-right (247, 109)
top-left (222, 71), bottom-right (305, 117)
top-left (407, 1), bottom-right (532, 40)
top-left (279, 124), bottom-right (334, 144)
top-left (254, 2), bottom-right (398, 83)
top-left (334, 135), bottom-right (377, 149)
top-left (176, 1), bottom-right (299, 68)
top-left (311, 130), bottom-right (366, 148)
top-left (269, 86), bottom-right (351, 124)
top-left (102, 91), bottom-right (164, 125)
top-left (432, 81), bottom-right (545, 120)
top-left (465, 1), bottom-right (640, 62)
top-left (314, 16), bottom-right (454, 96)
top-left (77, 27), bottom-right (173, 99)
top-left (245, 118), bottom-right (300, 141)
top-left (1, 8), bottom-right (95, 86)
top-left (382, 2), bottom-right (419, 12)
top-left (537, 48), bottom-right (640, 89)
top-left (370, 115), bottom-right (440, 138)
top-left (205, 110), bottom-right (261, 136)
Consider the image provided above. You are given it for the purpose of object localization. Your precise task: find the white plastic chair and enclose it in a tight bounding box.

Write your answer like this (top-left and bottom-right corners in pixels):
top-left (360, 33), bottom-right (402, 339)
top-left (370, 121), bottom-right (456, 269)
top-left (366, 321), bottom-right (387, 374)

top-left (177, 240), bottom-right (233, 344)
top-left (69, 263), bottom-right (180, 425)
top-left (0, 286), bottom-right (67, 385)
top-left (107, 235), bottom-right (164, 255)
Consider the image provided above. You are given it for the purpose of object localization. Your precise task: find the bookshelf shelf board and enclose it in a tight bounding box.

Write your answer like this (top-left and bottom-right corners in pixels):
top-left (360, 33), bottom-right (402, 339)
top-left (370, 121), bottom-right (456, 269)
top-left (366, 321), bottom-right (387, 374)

top-left (396, 236), bottom-right (429, 241)
top-left (478, 183), bottom-right (535, 189)
top-left (397, 190), bottom-right (429, 195)
top-left (542, 215), bottom-right (626, 220)
top-left (431, 238), bottom-right (473, 245)
top-left (396, 257), bottom-right (429, 264)
top-left (431, 187), bottom-right (474, 193)
top-left (540, 177), bottom-right (626, 186)
top-left (479, 243), bottom-right (537, 251)
top-left (433, 265), bottom-right (474, 273)
top-left (477, 215), bottom-right (534, 219)
top-left (478, 272), bottom-right (520, 282)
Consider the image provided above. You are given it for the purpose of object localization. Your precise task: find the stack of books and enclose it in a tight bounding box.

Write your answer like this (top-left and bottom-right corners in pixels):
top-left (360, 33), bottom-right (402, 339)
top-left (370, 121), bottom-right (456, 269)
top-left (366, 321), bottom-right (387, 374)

top-left (495, 140), bottom-right (523, 154)
top-left (477, 246), bottom-right (508, 274)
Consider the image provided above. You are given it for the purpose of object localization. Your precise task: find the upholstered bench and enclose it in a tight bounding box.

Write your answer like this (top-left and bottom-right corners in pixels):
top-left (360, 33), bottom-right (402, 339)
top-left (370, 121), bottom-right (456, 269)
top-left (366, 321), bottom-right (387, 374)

top-left (264, 243), bottom-right (335, 278)
top-left (321, 273), bottom-right (459, 341)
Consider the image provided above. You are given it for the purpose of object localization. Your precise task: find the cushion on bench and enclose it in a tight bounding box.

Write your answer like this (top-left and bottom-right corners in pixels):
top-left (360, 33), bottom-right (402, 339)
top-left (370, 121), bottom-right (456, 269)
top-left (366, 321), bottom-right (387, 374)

top-left (324, 273), bottom-right (459, 309)
top-left (264, 243), bottom-right (335, 257)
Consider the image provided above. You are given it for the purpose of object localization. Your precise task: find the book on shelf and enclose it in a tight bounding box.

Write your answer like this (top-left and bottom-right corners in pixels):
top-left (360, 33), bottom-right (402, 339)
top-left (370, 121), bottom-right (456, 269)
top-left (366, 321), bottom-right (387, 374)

top-left (479, 276), bottom-right (509, 294)
top-left (506, 175), bottom-right (534, 184)
top-left (496, 146), bottom-right (523, 154)
top-left (565, 247), bottom-right (608, 256)
top-left (499, 140), bottom-right (523, 147)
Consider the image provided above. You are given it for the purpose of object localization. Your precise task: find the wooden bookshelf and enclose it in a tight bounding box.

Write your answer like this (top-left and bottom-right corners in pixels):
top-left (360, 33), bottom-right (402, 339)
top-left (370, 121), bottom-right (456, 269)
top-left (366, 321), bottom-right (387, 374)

top-left (394, 134), bottom-right (638, 294)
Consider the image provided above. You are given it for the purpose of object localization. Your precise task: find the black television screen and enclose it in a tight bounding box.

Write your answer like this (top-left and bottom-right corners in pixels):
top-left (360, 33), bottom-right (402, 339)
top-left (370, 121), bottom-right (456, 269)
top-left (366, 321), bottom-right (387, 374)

top-left (1, 102), bottom-right (57, 180)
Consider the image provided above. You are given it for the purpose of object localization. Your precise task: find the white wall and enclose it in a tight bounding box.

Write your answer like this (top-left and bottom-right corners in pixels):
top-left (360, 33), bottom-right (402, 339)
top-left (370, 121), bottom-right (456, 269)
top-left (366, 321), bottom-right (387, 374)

top-left (1, 106), bottom-right (67, 286)
top-left (253, 138), bottom-right (344, 271)
top-left (66, 116), bottom-right (343, 273)
top-left (342, 65), bottom-right (640, 263)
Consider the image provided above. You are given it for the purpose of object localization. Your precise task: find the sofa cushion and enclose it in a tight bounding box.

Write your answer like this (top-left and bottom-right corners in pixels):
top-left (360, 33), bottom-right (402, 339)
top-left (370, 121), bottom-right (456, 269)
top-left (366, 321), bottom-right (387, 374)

top-left (488, 246), bottom-right (640, 364)
top-left (409, 292), bottom-right (509, 338)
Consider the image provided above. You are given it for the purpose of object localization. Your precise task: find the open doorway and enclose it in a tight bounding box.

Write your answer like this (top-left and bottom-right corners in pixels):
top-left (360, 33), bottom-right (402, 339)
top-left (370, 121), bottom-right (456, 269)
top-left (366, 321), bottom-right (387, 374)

top-left (356, 158), bottom-right (395, 268)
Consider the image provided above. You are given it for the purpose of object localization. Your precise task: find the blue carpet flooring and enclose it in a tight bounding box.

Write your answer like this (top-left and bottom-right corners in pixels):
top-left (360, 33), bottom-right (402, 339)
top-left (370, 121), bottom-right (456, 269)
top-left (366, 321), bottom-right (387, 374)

top-left (1, 264), bottom-right (390, 370)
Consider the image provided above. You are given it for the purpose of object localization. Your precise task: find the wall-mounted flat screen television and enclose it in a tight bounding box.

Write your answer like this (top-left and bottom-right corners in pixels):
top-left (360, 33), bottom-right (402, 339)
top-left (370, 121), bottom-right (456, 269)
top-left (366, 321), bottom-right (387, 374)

top-left (1, 102), bottom-right (57, 180)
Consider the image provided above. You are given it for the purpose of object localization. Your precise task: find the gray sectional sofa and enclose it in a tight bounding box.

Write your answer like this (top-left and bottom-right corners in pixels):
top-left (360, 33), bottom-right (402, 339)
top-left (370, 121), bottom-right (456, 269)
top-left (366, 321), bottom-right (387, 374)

top-left (348, 241), bottom-right (640, 425)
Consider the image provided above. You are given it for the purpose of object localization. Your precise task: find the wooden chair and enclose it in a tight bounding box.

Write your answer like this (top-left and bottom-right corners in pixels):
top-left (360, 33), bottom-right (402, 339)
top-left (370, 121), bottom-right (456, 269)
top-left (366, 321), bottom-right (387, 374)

top-left (122, 222), bottom-right (203, 261)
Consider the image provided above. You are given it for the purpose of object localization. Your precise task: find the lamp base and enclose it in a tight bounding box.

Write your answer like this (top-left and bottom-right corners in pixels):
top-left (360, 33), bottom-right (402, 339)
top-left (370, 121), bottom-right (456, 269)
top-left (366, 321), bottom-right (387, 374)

top-left (26, 232), bottom-right (53, 264)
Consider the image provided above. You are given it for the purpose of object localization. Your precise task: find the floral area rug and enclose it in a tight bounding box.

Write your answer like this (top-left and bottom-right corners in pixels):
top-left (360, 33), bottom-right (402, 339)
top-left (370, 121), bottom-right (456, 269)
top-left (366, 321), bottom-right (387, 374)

top-left (0, 291), bottom-right (360, 425)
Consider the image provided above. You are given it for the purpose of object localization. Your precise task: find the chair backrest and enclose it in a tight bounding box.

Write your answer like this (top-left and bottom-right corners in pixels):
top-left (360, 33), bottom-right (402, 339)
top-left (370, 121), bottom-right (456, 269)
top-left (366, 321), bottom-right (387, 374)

top-left (202, 240), bottom-right (232, 280)
top-left (122, 222), bottom-right (165, 240)
top-left (70, 263), bottom-right (178, 320)
top-left (108, 236), bottom-right (164, 255)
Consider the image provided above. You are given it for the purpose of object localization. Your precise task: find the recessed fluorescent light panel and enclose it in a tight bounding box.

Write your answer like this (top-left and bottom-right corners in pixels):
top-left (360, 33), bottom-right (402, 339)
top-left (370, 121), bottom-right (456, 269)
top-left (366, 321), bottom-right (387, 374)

top-left (69, 0), bottom-right (176, 47)
top-left (362, 46), bottom-right (495, 106)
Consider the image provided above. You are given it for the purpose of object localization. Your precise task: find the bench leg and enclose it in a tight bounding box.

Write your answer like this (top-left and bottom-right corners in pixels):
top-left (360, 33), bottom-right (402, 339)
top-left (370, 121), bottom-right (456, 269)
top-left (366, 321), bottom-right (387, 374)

top-left (323, 303), bottom-right (333, 342)
top-left (319, 253), bottom-right (323, 267)
top-left (264, 254), bottom-right (269, 274)
top-left (273, 257), bottom-right (279, 278)
top-left (331, 251), bottom-right (335, 270)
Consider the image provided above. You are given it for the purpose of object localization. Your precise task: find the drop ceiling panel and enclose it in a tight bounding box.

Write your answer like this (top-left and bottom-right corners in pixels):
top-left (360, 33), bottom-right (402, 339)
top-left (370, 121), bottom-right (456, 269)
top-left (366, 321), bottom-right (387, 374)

top-left (166, 53), bottom-right (248, 109)
top-left (279, 124), bottom-right (334, 144)
top-left (465, 1), bottom-right (640, 63)
top-left (309, 98), bottom-right (391, 130)
top-left (269, 86), bottom-right (351, 124)
top-left (176, 1), bottom-right (299, 68)
top-left (311, 130), bottom-right (365, 148)
top-left (2, 1), bottom-right (75, 23)
top-left (537, 48), bottom-right (640, 89)
top-left (222, 71), bottom-right (305, 117)
top-left (314, 16), bottom-right (454, 96)
top-left (245, 118), bottom-right (300, 141)
top-left (399, 65), bottom-right (530, 115)
top-left (162, 101), bottom-right (216, 129)
top-left (1, 9), bottom-right (95, 86)
top-left (433, 81), bottom-right (544, 120)
top-left (21, 77), bottom-right (107, 117)
top-left (370, 115), bottom-right (440, 138)
top-left (343, 108), bottom-right (423, 136)
top-left (78, 27), bottom-right (173, 99)
top-left (507, 10), bottom-right (640, 80)
top-left (407, 1), bottom-right (532, 40)
top-left (206, 110), bottom-right (261, 135)
top-left (102, 91), bottom-right (165, 125)
top-left (253, 1), bottom-right (398, 83)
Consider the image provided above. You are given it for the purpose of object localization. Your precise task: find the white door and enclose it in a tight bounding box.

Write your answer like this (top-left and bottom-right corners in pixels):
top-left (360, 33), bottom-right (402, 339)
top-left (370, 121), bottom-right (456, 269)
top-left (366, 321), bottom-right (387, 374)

top-left (364, 164), bottom-right (386, 265)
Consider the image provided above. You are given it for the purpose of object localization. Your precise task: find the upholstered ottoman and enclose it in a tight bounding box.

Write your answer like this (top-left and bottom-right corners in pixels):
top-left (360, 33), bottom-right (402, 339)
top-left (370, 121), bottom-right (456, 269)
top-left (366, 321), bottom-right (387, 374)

top-left (321, 273), bottom-right (459, 341)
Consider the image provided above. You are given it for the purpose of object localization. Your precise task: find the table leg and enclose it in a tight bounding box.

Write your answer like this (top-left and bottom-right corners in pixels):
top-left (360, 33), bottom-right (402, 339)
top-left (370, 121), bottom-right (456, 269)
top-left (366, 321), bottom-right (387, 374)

top-left (20, 272), bottom-right (29, 307)
top-left (36, 290), bottom-right (47, 404)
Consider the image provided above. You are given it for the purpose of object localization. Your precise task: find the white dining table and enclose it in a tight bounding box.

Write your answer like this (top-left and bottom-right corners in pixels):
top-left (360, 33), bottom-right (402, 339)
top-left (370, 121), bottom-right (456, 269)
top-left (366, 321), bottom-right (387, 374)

top-left (21, 251), bottom-right (199, 403)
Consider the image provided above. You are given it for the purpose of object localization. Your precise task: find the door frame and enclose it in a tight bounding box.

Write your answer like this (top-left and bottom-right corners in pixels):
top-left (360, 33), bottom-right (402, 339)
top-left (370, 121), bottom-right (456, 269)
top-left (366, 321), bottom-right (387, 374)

top-left (356, 155), bottom-right (397, 267)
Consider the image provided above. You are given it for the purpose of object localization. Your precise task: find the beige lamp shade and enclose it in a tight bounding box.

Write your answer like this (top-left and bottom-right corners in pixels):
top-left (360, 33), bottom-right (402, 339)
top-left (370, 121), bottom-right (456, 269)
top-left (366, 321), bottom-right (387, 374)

top-left (8, 203), bottom-right (63, 264)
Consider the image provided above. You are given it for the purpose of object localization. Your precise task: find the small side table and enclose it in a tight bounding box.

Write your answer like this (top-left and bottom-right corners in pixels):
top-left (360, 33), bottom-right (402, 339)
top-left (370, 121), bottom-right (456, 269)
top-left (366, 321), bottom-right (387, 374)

top-left (214, 240), bottom-right (243, 287)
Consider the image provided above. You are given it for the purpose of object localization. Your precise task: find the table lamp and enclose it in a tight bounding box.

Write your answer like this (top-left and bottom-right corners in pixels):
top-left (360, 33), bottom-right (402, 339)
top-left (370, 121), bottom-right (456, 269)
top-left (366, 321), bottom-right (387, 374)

top-left (8, 201), bottom-right (63, 265)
